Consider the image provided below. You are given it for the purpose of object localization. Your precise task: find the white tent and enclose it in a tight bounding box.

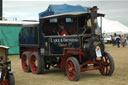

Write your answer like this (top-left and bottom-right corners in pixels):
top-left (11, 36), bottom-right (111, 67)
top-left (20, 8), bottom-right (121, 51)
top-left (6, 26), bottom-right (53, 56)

top-left (98, 18), bottom-right (128, 34)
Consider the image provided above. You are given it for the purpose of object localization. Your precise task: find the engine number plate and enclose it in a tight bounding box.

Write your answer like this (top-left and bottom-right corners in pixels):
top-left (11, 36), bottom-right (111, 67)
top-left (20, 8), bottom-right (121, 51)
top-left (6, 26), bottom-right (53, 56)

top-left (96, 48), bottom-right (102, 57)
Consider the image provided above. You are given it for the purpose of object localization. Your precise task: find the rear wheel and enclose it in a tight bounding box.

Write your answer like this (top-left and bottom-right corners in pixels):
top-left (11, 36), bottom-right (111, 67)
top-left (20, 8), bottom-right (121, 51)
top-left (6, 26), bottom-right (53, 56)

top-left (99, 53), bottom-right (115, 76)
top-left (30, 52), bottom-right (44, 74)
top-left (66, 57), bottom-right (80, 81)
top-left (21, 52), bottom-right (31, 72)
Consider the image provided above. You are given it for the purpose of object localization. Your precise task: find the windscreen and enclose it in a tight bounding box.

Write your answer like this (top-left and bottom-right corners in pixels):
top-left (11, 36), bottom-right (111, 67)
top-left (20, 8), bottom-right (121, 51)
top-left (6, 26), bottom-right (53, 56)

top-left (41, 17), bottom-right (77, 36)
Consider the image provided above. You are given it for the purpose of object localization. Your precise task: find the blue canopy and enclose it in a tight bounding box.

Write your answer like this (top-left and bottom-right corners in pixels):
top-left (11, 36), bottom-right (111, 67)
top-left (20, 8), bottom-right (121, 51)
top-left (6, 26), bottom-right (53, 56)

top-left (39, 4), bottom-right (90, 18)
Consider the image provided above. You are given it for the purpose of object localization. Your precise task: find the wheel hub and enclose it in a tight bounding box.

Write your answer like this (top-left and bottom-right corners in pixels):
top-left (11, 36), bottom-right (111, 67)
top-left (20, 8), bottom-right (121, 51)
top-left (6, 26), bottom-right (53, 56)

top-left (26, 58), bottom-right (28, 65)
top-left (69, 67), bottom-right (73, 72)
top-left (35, 60), bottom-right (38, 67)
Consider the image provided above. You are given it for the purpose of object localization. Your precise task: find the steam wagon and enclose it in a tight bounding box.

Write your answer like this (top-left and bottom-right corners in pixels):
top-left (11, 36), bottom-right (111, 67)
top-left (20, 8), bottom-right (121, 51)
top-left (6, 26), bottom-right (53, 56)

top-left (19, 6), bottom-right (114, 81)
top-left (0, 46), bottom-right (15, 85)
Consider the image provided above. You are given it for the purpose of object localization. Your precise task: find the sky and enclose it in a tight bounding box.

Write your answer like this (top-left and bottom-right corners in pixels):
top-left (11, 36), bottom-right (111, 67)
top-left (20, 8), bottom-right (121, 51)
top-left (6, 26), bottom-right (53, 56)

top-left (2, 0), bottom-right (128, 27)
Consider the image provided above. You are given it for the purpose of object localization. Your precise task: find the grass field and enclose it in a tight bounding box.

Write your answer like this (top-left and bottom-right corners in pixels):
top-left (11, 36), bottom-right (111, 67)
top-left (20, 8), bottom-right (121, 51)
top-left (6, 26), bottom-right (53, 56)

top-left (9, 44), bottom-right (128, 85)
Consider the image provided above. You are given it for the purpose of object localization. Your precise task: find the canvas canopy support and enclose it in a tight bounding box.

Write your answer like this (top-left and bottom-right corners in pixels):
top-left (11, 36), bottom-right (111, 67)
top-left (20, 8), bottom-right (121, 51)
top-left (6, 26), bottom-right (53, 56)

top-left (0, 25), bottom-right (21, 54)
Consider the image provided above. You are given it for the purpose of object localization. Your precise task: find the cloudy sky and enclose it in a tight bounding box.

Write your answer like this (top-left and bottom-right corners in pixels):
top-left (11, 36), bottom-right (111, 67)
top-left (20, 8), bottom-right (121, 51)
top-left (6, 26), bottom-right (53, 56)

top-left (3, 0), bottom-right (128, 27)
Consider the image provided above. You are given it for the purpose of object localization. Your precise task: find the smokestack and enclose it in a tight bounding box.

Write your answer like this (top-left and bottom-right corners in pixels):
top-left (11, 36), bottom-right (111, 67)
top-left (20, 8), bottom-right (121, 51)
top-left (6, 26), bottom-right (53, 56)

top-left (0, 0), bottom-right (2, 20)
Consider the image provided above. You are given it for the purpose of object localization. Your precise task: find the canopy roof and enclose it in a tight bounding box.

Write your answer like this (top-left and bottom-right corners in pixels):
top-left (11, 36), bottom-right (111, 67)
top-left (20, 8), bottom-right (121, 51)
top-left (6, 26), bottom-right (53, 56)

top-left (39, 4), bottom-right (90, 18)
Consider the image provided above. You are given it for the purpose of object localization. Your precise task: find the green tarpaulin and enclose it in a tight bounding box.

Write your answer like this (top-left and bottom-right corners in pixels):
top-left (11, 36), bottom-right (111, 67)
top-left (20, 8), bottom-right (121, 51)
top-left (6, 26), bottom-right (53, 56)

top-left (0, 25), bottom-right (21, 54)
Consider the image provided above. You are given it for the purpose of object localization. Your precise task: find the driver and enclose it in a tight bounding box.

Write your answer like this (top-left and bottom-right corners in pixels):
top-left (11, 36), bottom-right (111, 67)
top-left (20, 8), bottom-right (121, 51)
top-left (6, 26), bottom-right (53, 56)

top-left (58, 22), bottom-right (67, 36)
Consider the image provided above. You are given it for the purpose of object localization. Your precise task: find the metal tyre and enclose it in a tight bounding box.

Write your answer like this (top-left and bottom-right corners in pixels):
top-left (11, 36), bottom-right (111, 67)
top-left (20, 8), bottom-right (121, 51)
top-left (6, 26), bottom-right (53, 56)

top-left (9, 73), bottom-right (15, 85)
top-left (21, 51), bottom-right (31, 72)
top-left (30, 52), bottom-right (44, 74)
top-left (66, 57), bottom-right (80, 81)
top-left (99, 53), bottom-right (115, 76)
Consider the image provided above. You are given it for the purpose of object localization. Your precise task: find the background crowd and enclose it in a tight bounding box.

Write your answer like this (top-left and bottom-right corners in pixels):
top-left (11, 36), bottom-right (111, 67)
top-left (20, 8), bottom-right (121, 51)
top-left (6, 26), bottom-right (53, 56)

top-left (111, 33), bottom-right (127, 48)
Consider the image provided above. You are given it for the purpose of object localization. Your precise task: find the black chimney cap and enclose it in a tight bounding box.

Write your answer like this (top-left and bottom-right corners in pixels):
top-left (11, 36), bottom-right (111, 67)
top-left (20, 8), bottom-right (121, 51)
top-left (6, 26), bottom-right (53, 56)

top-left (90, 6), bottom-right (99, 12)
top-left (93, 6), bottom-right (98, 9)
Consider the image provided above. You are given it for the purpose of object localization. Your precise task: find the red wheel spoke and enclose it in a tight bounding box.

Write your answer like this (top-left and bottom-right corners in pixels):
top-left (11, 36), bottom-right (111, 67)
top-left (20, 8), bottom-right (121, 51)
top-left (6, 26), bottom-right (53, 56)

top-left (22, 54), bottom-right (29, 72)
top-left (107, 66), bottom-right (110, 73)
top-left (106, 66), bottom-right (108, 74)
top-left (68, 62), bottom-right (72, 67)
top-left (106, 66), bottom-right (110, 74)
top-left (67, 63), bottom-right (71, 69)
top-left (69, 61), bottom-right (74, 67)
top-left (72, 70), bottom-right (76, 76)
top-left (107, 62), bottom-right (110, 66)
top-left (104, 67), bottom-right (107, 75)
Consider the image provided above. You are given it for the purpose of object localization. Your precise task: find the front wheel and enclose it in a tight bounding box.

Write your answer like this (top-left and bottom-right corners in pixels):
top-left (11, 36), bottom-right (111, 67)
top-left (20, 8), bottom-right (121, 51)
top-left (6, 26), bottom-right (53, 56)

top-left (66, 57), bottom-right (80, 81)
top-left (9, 73), bottom-right (15, 85)
top-left (99, 53), bottom-right (115, 76)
